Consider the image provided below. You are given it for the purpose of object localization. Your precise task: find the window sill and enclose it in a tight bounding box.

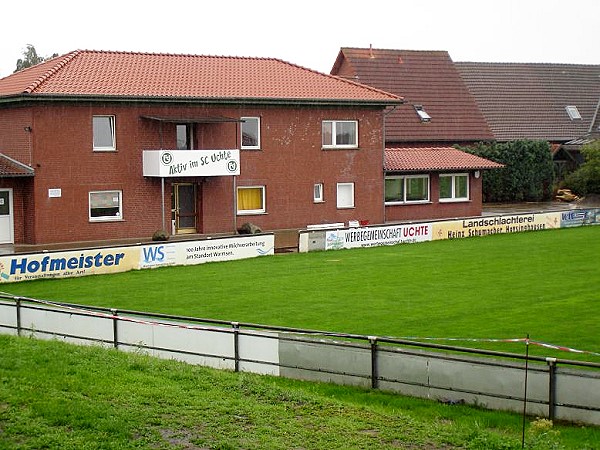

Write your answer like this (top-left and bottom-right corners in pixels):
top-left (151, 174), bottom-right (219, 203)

top-left (385, 201), bottom-right (432, 206)
top-left (93, 149), bottom-right (117, 152)
top-left (241, 147), bottom-right (261, 151)
top-left (322, 147), bottom-right (360, 151)
top-left (336, 206), bottom-right (355, 210)
top-left (237, 212), bottom-right (267, 216)
top-left (89, 218), bottom-right (125, 223)
top-left (439, 199), bottom-right (471, 203)
top-left (314, 200), bottom-right (325, 204)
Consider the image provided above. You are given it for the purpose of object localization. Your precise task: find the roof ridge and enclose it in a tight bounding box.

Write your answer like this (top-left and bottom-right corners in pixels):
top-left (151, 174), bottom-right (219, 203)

top-left (75, 48), bottom-right (296, 62)
top-left (342, 47), bottom-right (449, 55)
top-left (456, 61), bottom-right (600, 68)
top-left (25, 50), bottom-right (82, 94)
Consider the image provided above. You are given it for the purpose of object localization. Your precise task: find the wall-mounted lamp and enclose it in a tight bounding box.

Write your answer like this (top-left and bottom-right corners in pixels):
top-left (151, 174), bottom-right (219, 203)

top-left (474, 170), bottom-right (481, 179)
top-left (24, 126), bottom-right (32, 132)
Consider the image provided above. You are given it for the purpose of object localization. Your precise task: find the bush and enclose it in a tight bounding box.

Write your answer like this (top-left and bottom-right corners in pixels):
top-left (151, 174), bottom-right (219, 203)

top-left (563, 140), bottom-right (600, 196)
top-left (459, 141), bottom-right (555, 202)
top-left (151, 229), bottom-right (169, 241)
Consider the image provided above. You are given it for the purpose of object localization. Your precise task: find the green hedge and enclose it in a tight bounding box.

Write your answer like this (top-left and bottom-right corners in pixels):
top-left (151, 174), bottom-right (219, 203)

top-left (563, 140), bottom-right (600, 195)
top-left (459, 141), bottom-right (555, 202)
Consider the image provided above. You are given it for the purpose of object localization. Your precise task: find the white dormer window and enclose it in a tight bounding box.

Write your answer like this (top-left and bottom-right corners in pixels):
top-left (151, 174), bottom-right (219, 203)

top-left (414, 105), bottom-right (431, 122)
top-left (565, 106), bottom-right (581, 120)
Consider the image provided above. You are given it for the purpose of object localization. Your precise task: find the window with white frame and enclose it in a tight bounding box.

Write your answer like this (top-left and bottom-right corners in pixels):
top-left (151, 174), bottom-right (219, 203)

top-left (384, 175), bottom-right (430, 204)
top-left (89, 190), bottom-right (122, 221)
top-left (336, 182), bottom-right (354, 208)
top-left (176, 124), bottom-right (193, 149)
top-left (237, 186), bottom-right (265, 214)
top-left (313, 183), bottom-right (324, 202)
top-left (439, 173), bottom-right (469, 201)
top-left (565, 106), bottom-right (581, 120)
top-left (93, 115), bottom-right (116, 151)
top-left (322, 120), bottom-right (358, 149)
top-left (241, 117), bottom-right (261, 149)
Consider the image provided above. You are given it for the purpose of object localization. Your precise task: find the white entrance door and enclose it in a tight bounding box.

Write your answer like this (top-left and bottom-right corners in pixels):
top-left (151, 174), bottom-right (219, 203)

top-left (0, 189), bottom-right (14, 244)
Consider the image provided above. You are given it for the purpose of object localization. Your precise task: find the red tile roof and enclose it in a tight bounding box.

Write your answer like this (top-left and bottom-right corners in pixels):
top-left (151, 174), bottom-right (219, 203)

top-left (456, 62), bottom-right (600, 142)
top-left (332, 48), bottom-right (494, 142)
top-left (0, 153), bottom-right (34, 177)
top-left (385, 146), bottom-right (504, 172)
top-left (0, 50), bottom-right (401, 105)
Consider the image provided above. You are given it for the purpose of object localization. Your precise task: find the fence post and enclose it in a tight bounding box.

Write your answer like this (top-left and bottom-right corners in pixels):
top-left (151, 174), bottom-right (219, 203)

top-left (232, 322), bottom-right (240, 372)
top-left (546, 357), bottom-right (557, 421)
top-left (111, 309), bottom-right (119, 349)
top-left (15, 297), bottom-right (21, 337)
top-left (369, 336), bottom-right (378, 389)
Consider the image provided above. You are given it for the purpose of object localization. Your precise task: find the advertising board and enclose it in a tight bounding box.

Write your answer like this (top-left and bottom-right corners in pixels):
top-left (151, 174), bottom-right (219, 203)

top-left (0, 235), bottom-right (274, 284)
top-left (0, 247), bottom-right (139, 283)
top-left (325, 223), bottom-right (432, 250)
top-left (140, 235), bottom-right (275, 269)
top-left (432, 212), bottom-right (561, 240)
top-left (559, 208), bottom-right (600, 228)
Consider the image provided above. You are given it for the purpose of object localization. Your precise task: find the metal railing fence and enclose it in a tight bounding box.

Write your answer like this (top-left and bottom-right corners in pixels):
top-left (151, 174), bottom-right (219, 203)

top-left (1, 294), bottom-right (599, 425)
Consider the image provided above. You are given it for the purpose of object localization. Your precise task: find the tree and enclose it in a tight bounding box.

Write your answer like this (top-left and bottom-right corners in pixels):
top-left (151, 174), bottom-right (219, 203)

top-left (14, 44), bottom-right (58, 73)
top-left (459, 140), bottom-right (555, 202)
top-left (563, 140), bottom-right (600, 196)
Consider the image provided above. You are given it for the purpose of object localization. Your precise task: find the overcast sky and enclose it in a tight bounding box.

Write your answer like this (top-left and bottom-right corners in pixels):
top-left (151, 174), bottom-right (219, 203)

top-left (0, 0), bottom-right (598, 78)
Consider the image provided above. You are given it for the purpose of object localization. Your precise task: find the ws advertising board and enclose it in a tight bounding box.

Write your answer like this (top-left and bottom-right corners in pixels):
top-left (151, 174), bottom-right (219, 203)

top-left (0, 234), bottom-right (274, 284)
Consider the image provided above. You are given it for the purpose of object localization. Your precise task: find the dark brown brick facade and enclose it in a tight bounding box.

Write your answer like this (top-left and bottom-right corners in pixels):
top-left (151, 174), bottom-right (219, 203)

top-left (1, 103), bottom-right (386, 245)
top-left (384, 174), bottom-right (483, 223)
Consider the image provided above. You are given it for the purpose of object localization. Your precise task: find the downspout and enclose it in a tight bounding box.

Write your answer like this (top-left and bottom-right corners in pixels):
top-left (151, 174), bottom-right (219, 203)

top-left (233, 176), bottom-right (238, 233)
top-left (588, 98), bottom-right (600, 134)
top-left (233, 120), bottom-right (240, 233)
top-left (161, 178), bottom-right (165, 232)
top-left (382, 105), bottom-right (397, 224)
top-left (159, 121), bottom-right (166, 233)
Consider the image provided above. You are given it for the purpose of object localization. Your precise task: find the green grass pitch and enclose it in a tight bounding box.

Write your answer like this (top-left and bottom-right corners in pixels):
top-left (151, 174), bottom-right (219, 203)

top-left (2, 226), bottom-right (599, 360)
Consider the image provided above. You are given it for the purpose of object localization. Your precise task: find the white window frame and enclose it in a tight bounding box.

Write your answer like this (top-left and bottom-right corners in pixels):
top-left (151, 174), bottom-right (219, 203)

top-left (241, 117), bottom-right (261, 150)
top-left (384, 175), bottom-right (430, 205)
top-left (565, 106), bottom-right (581, 120)
top-left (237, 186), bottom-right (266, 215)
top-left (176, 123), bottom-right (194, 150)
top-left (322, 120), bottom-right (358, 149)
top-left (336, 182), bottom-right (355, 209)
top-left (89, 190), bottom-right (122, 222)
top-left (313, 183), bottom-right (324, 203)
top-left (439, 173), bottom-right (470, 202)
top-left (92, 115), bottom-right (116, 151)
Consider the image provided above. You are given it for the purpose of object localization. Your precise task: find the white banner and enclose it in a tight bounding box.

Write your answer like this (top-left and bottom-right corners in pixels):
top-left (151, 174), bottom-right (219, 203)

top-left (143, 149), bottom-right (240, 177)
top-left (139, 235), bottom-right (274, 269)
top-left (325, 223), bottom-right (432, 250)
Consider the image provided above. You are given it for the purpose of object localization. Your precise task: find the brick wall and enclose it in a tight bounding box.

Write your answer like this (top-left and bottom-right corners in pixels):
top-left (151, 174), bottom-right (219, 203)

top-left (385, 173), bottom-right (483, 222)
top-left (5, 102), bottom-right (386, 244)
top-left (0, 107), bottom-right (33, 166)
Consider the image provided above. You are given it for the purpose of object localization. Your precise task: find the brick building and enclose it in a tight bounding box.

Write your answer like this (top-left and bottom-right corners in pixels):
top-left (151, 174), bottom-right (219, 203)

top-left (0, 50), bottom-right (401, 246)
top-left (331, 48), bottom-right (503, 223)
